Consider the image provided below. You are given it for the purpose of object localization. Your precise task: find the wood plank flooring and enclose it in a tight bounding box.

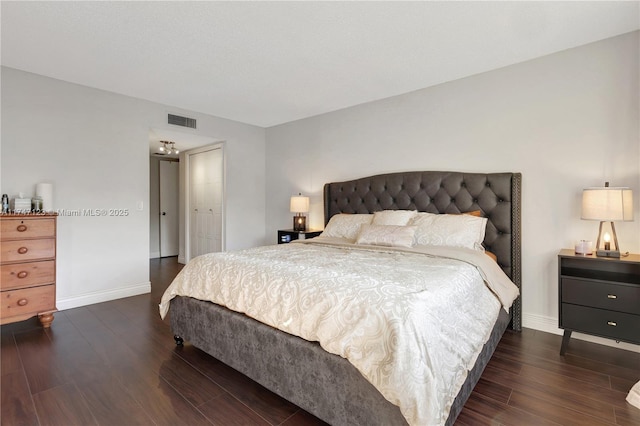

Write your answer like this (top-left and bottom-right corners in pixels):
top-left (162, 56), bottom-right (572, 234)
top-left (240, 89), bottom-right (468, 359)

top-left (2, 256), bottom-right (639, 425)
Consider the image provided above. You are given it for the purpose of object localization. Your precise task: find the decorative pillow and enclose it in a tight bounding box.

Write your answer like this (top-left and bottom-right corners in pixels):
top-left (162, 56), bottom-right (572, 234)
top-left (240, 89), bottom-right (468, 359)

top-left (371, 210), bottom-right (417, 226)
top-left (410, 212), bottom-right (488, 251)
top-left (320, 214), bottom-right (373, 241)
top-left (356, 224), bottom-right (417, 248)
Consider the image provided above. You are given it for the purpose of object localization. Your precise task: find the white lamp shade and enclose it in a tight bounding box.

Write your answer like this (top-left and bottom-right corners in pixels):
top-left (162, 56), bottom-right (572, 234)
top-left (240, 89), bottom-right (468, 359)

top-left (290, 195), bottom-right (309, 213)
top-left (582, 187), bottom-right (633, 221)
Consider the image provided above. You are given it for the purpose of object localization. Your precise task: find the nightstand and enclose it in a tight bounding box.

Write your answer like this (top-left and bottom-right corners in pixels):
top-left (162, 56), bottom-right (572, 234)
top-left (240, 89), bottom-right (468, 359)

top-left (278, 229), bottom-right (322, 244)
top-left (558, 249), bottom-right (640, 355)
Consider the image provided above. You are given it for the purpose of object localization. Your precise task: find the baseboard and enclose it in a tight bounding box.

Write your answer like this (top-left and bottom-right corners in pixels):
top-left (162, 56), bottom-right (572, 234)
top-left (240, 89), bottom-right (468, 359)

top-left (523, 312), bottom-right (640, 353)
top-left (56, 282), bottom-right (151, 311)
top-left (178, 255), bottom-right (186, 264)
top-left (150, 251), bottom-right (160, 259)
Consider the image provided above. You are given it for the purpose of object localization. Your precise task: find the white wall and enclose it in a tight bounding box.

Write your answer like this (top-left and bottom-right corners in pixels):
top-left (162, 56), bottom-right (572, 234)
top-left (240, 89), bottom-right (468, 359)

top-left (266, 32), bottom-right (640, 349)
top-left (1, 67), bottom-right (266, 310)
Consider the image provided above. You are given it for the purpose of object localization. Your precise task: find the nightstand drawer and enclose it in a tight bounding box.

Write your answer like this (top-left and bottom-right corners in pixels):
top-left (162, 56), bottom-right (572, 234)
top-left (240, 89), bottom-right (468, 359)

top-left (0, 239), bottom-right (55, 263)
top-left (1, 218), bottom-right (55, 240)
top-left (561, 303), bottom-right (640, 344)
top-left (561, 278), bottom-right (640, 315)
top-left (0, 260), bottom-right (55, 290)
top-left (0, 285), bottom-right (56, 322)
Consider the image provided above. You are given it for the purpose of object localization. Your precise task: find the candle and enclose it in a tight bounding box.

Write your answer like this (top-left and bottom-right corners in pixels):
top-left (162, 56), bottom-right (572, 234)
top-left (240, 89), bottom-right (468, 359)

top-left (603, 232), bottom-right (611, 251)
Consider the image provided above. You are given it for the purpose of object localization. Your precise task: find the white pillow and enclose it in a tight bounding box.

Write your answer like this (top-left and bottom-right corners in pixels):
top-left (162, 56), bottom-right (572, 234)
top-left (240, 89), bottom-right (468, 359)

top-left (320, 214), bottom-right (373, 241)
top-left (356, 224), bottom-right (417, 248)
top-left (371, 210), bottom-right (417, 226)
top-left (410, 212), bottom-right (488, 251)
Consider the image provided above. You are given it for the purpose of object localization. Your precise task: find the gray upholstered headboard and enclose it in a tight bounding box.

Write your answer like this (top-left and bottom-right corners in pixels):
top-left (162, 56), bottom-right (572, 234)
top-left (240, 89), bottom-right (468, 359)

top-left (323, 171), bottom-right (522, 330)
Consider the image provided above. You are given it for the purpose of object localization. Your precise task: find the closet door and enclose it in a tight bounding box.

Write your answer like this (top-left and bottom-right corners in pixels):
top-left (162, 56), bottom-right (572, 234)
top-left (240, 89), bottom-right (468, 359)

top-left (189, 147), bottom-right (223, 258)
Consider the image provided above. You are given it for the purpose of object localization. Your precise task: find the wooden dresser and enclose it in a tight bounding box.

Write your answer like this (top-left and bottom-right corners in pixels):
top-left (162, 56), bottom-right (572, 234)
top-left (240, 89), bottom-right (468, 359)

top-left (1, 213), bottom-right (57, 327)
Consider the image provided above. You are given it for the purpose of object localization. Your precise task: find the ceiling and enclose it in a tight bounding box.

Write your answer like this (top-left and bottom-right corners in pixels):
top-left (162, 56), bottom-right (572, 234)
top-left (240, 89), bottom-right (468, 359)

top-left (2, 1), bottom-right (639, 129)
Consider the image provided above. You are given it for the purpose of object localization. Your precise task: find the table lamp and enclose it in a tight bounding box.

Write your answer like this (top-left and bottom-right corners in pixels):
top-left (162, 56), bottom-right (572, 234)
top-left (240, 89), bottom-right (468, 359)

top-left (581, 182), bottom-right (633, 258)
top-left (290, 193), bottom-right (309, 232)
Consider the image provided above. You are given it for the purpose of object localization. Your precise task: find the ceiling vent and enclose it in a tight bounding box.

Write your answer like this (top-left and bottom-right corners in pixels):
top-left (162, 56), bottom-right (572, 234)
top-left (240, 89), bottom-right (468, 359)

top-left (168, 114), bottom-right (196, 129)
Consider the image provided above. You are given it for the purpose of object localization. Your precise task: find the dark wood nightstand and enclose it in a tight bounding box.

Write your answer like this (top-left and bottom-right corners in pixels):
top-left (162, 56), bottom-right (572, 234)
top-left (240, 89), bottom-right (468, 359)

top-left (277, 229), bottom-right (322, 244)
top-left (558, 249), bottom-right (640, 355)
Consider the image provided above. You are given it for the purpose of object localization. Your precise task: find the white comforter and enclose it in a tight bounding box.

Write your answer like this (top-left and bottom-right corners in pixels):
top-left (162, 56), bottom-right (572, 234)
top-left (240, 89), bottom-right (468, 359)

top-left (159, 238), bottom-right (519, 426)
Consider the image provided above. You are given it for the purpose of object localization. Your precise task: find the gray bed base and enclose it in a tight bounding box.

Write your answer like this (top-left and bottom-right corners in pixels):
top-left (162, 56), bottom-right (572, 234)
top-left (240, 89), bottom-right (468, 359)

top-left (171, 297), bottom-right (510, 425)
top-left (169, 171), bottom-right (522, 425)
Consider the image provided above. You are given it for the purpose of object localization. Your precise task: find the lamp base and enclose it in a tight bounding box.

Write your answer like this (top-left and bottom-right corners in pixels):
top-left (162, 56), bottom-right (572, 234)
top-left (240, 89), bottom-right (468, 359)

top-left (293, 215), bottom-right (306, 232)
top-left (596, 249), bottom-right (620, 258)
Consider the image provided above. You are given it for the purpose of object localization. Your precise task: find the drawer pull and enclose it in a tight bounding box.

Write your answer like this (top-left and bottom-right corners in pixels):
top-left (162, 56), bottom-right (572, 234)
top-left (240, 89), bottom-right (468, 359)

top-left (16, 224), bottom-right (27, 232)
top-left (17, 247), bottom-right (29, 254)
top-left (607, 321), bottom-right (617, 327)
top-left (17, 298), bottom-right (28, 306)
top-left (16, 271), bottom-right (28, 279)
top-left (607, 294), bottom-right (617, 299)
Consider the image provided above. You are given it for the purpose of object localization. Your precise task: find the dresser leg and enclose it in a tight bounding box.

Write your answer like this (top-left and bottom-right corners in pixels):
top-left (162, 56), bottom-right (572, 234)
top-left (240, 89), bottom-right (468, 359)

top-left (38, 312), bottom-right (55, 328)
top-left (560, 330), bottom-right (572, 355)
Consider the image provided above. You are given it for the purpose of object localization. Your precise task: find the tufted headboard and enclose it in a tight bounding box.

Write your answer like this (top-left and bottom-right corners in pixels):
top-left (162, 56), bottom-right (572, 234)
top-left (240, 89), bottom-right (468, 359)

top-left (323, 171), bottom-right (522, 330)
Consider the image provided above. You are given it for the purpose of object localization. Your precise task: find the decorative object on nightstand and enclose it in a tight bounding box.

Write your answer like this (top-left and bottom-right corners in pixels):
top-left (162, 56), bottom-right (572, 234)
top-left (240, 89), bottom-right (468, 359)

top-left (278, 229), bottom-right (321, 244)
top-left (581, 182), bottom-right (633, 258)
top-left (558, 249), bottom-right (640, 355)
top-left (0, 213), bottom-right (58, 327)
top-left (574, 240), bottom-right (593, 255)
top-left (290, 193), bottom-right (309, 232)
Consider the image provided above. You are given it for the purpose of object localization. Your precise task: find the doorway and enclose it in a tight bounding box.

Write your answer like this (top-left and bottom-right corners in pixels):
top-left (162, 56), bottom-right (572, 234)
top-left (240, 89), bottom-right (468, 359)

top-left (159, 159), bottom-right (179, 257)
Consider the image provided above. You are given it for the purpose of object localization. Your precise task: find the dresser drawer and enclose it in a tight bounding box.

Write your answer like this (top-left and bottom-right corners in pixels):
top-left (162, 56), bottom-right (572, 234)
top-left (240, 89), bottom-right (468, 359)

top-left (562, 278), bottom-right (640, 315)
top-left (561, 303), bottom-right (640, 344)
top-left (1, 218), bottom-right (55, 240)
top-left (0, 285), bottom-right (56, 321)
top-left (0, 239), bottom-right (56, 263)
top-left (0, 260), bottom-right (55, 290)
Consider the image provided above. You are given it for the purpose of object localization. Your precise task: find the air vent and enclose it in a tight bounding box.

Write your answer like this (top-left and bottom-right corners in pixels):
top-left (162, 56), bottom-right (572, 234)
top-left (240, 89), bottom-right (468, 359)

top-left (168, 114), bottom-right (196, 129)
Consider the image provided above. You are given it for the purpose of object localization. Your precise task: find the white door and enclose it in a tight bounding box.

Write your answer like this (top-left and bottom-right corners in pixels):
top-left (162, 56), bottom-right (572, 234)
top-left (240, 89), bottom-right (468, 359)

top-left (189, 147), bottom-right (223, 258)
top-left (159, 160), bottom-right (179, 257)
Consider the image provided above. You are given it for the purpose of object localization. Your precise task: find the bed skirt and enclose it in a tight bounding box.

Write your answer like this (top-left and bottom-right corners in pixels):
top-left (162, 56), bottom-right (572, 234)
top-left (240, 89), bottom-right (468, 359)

top-left (169, 296), bottom-right (510, 425)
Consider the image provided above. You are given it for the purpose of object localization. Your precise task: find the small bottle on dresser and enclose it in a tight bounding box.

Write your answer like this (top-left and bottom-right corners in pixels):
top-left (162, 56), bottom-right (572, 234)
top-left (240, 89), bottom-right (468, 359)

top-left (1, 194), bottom-right (8, 213)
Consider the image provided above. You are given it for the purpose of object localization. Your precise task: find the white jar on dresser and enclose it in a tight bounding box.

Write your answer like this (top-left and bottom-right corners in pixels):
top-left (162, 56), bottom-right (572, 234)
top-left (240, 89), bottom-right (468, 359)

top-left (0, 213), bottom-right (57, 327)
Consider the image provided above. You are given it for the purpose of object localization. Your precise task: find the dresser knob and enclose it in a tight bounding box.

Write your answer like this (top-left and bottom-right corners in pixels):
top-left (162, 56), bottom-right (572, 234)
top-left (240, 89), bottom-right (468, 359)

top-left (607, 321), bottom-right (617, 327)
top-left (17, 298), bottom-right (28, 306)
top-left (17, 247), bottom-right (28, 254)
top-left (16, 271), bottom-right (28, 279)
top-left (607, 294), bottom-right (617, 299)
top-left (16, 224), bottom-right (27, 232)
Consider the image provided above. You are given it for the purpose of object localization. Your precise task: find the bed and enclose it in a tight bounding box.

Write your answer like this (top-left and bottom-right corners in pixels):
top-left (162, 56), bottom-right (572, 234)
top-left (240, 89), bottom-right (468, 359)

top-left (161, 170), bottom-right (522, 426)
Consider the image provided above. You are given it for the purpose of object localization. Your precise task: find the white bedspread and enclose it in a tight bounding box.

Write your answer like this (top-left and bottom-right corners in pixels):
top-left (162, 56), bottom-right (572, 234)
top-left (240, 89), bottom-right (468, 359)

top-left (159, 239), bottom-right (519, 426)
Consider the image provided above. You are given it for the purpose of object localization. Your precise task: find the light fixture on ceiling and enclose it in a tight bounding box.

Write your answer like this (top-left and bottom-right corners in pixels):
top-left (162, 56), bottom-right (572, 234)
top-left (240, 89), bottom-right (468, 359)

top-left (158, 140), bottom-right (180, 155)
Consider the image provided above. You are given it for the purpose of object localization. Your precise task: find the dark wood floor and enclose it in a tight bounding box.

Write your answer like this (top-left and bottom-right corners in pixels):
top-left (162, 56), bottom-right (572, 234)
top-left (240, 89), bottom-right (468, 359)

top-left (2, 256), bottom-right (639, 426)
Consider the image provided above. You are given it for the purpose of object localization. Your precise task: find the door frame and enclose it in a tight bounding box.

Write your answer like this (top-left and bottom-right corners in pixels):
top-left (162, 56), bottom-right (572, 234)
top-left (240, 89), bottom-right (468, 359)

top-left (183, 142), bottom-right (226, 263)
